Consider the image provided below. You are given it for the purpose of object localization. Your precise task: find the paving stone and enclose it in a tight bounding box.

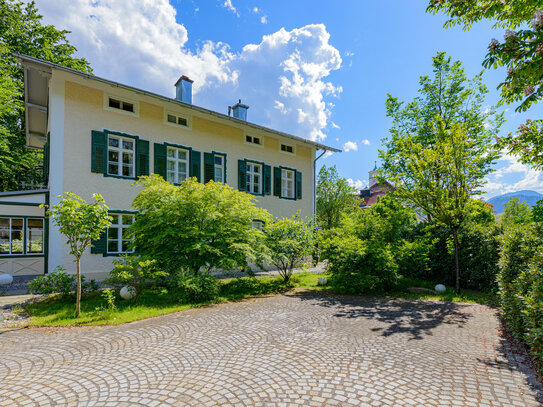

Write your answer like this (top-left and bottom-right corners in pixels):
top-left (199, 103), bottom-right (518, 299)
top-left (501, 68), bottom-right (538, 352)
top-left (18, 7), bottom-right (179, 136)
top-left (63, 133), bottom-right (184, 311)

top-left (0, 291), bottom-right (542, 406)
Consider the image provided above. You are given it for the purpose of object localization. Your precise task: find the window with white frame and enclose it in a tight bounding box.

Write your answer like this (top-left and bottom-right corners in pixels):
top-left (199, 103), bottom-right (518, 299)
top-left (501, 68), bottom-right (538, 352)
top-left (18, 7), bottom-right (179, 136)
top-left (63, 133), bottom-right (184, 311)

top-left (107, 213), bottom-right (134, 254)
top-left (167, 113), bottom-right (188, 127)
top-left (167, 146), bottom-right (189, 183)
top-left (26, 219), bottom-right (44, 254)
top-left (0, 217), bottom-right (23, 255)
top-left (246, 162), bottom-right (262, 194)
top-left (108, 97), bottom-right (135, 113)
top-left (245, 135), bottom-right (262, 146)
top-left (281, 168), bottom-right (295, 199)
top-left (280, 143), bottom-right (294, 154)
top-left (214, 155), bottom-right (224, 183)
top-left (108, 135), bottom-right (135, 177)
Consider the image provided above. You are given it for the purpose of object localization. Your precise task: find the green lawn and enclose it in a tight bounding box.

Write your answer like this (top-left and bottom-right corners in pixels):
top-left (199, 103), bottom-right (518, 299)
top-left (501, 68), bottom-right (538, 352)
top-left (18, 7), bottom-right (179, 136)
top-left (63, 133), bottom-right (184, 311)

top-left (23, 272), bottom-right (497, 327)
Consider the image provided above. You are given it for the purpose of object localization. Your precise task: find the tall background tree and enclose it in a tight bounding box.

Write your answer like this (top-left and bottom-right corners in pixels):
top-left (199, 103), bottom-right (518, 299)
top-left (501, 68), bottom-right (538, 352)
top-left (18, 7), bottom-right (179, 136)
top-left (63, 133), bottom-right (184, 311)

top-left (316, 165), bottom-right (358, 229)
top-left (0, 0), bottom-right (92, 191)
top-left (427, 1), bottom-right (543, 170)
top-left (380, 53), bottom-right (502, 292)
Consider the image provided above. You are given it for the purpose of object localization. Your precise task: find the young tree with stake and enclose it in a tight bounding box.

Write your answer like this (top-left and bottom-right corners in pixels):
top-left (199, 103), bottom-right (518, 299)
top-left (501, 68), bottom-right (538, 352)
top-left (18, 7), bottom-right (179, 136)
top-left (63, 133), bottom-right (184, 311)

top-left (43, 193), bottom-right (111, 317)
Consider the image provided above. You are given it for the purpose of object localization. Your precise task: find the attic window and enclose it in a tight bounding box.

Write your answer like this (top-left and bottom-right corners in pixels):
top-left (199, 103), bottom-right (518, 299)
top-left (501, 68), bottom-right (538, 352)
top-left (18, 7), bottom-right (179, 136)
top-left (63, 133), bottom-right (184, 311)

top-left (108, 98), bottom-right (134, 113)
top-left (167, 113), bottom-right (188, 127)
top-left (246, 135), bottom-right (261, 146)
top-left (280, 143), bottom-right (294, 154)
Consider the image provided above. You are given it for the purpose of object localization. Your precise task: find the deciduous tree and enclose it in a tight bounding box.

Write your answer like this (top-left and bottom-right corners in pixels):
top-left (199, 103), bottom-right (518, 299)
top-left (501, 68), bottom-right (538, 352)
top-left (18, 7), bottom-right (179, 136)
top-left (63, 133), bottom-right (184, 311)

top-left (263, 215), bottom-right (314, 282)
top-left (502, 197), bottom-right (532, 225)
top-left (44, 193), bottom-right (111, 317)
top-left (0, 0), bottom-right (92, 191)
top-left (131, 175), bottom-right (272, 275)
top-left (316, 165), bottom-right (358, 229)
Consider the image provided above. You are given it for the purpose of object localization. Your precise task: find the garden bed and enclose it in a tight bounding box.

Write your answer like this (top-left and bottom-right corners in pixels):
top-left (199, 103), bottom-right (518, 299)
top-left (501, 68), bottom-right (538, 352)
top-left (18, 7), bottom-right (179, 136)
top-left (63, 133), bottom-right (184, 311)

top-left (18, 272), bottom-right (497, 327)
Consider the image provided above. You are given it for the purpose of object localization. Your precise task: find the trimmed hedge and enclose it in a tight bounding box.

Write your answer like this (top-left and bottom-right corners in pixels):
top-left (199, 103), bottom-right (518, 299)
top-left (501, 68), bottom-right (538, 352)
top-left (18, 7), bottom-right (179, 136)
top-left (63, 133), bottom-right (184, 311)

top-left (497, 223), bottom-right (543, 369)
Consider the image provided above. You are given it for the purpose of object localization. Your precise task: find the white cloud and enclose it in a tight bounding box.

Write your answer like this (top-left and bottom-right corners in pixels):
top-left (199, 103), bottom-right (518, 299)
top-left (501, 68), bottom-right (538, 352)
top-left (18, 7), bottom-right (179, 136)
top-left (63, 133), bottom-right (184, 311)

top-left (34, 1), bottom-right (342, 142)
top-left (221, 0), bottom-right (239, 16)
top-left (484, 153), bottom-right (543, 197)
top-left (330, 122), bottom-right (340, 129)
top-left (361, 139), bottom-right (370, 145)
top-left (347, 178), bottom-right (366, 190)
top-left (260, 15), bottom-right (268, 24)
top-left (344, 51), bottom-right (354, 57)
top-left (343, 141), bottom-right (358, 152)
top-left (322, 151), bottom-right (334, 159)
top-left (252, 7), bottom-right (259, 13)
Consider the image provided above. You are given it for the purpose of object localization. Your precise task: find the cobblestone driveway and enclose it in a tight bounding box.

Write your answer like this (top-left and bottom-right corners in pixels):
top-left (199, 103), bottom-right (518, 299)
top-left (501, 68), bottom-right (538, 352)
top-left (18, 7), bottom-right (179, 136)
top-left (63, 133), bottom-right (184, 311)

top-left (1, 291), bottom-right (542, 406)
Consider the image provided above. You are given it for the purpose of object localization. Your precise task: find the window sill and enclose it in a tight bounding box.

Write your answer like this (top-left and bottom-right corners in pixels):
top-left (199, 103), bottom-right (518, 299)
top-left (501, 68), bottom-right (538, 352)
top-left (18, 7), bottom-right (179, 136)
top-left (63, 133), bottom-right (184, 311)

top-left (103, 174), bottom-right (138, 181)
top-left (0, 254), bottom-right (44, 258)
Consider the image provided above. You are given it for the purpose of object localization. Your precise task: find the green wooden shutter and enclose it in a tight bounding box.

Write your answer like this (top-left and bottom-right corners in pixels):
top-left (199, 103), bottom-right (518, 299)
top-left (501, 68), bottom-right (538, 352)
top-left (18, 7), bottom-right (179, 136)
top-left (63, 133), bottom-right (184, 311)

top-left (223, 154), bottom-right (227, 184)
top-left (91, 231), bottom-right (107, 254)
top-left (273, 167), bottom-right (281, 197)
top-left (91, 130), bottom-right (107, 173)
top-left (190, 150), bottom-right (201, 182)
top-left (238, 160), bottom-right (247, 191)
top-left (136, 139), bottom-right (150, 177)
top-left (296, 170), bottom-right (302, 200)
top-left (153, 143), bottom-right (167, 178)
top-left (263, 165), bottom-right (271, 195)
top-left (204, 152), bottom-right (214, 183)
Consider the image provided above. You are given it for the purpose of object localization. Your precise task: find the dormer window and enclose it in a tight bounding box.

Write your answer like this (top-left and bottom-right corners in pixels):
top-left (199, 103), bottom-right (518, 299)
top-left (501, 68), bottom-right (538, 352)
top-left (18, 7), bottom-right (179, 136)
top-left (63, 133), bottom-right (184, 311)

top-left (108, 97), bottom-right (134, 113)
top-left (245, 135), bottom-right (262, 146)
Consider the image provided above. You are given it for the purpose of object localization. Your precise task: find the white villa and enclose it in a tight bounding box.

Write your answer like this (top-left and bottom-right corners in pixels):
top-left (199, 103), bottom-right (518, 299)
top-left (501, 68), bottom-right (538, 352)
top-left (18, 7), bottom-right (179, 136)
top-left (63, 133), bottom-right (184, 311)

top-left (0, 54), bottom-right (339, 279)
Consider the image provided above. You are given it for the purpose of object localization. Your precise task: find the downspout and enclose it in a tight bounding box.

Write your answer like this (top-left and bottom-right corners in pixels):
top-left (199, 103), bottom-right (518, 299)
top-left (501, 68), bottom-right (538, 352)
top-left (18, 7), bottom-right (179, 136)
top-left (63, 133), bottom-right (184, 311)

top-left (313, 148), bottom-right (327, 219)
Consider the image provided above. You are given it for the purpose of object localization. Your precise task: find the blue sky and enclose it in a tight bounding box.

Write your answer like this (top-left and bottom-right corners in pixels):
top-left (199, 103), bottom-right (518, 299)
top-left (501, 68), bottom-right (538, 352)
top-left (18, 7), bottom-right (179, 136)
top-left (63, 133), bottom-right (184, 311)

top-left (35, 0), bottom-right (542, 197)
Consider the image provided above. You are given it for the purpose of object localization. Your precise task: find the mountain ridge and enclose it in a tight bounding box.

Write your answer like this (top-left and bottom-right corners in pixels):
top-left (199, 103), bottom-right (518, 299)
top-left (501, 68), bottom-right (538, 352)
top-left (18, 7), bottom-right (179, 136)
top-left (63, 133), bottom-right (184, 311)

top-left (487, 190), bottom-right (543, 214)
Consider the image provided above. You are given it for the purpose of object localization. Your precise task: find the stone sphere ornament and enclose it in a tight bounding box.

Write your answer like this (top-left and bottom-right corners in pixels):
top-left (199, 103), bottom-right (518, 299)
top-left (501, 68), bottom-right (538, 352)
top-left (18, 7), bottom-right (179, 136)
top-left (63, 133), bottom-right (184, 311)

top-left (120, 285), bottom-right (136, 300)
top-left (318, 277), bottom-right (328, 286)
top-left (435, 284), bottom-right (446, 293)
top-left (0, 273), bottom-right (13, 286)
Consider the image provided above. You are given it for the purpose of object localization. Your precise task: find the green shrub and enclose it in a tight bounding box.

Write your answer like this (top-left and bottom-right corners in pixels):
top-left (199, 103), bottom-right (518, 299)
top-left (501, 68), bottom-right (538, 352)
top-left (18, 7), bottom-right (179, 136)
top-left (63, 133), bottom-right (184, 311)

top-left (497, 224), bottom-right (542, 341)
top-left (263, 215), bottom-right (314, 282)
top-left (176, 274), bottom-right (220, 304)
top-left (28, 266), bottom-right (100, 296)
top-left (321, 233), bottom-right (398, 293)
top-left (396, 238), bottom-right (431, 279)
top-left (523, 263), bottom-right (543, 370)
top-left (108, 256), bottom-right (168, 301)
top-left (28, 266), bottom-right (76, 295)
top-left (401, 222), bottom-right (500, 292)
top-left (131, 175), bottom-right (272, 274)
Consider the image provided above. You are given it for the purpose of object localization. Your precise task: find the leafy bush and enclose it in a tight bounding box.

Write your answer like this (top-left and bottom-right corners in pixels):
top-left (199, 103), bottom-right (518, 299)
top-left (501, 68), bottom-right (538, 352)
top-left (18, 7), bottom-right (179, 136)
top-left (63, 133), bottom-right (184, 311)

top-left (522, 263), bottom-right (543, 370)
top-left (396, 237), bottom-right (432, 279)
top-left (263, 215), bottom-right (314, 282)
top-left (28, 266), bottom-right (75, 295)
top-left (28, 266), bottom-right (100, 296)
top-left (131, 175), bottom-right (272, 274)
top-left (497, 224), bottom-right (543, 341)
top-left (321, 233), bottom-right (398, 293)
top-left (108, 256), bottom-right (168, 301)
top-left (399, 221), bottom-right (501, 292)
top-left (176, 274), bottom-right (220, 304)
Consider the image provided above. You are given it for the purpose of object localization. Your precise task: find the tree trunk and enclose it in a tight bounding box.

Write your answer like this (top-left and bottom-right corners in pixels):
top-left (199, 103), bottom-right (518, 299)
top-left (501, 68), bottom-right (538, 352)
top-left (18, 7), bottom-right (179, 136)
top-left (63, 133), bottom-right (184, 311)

top-left (452, 228), bottom-right (460, 294)
top-left (76, 257), bottom-right (81, 317)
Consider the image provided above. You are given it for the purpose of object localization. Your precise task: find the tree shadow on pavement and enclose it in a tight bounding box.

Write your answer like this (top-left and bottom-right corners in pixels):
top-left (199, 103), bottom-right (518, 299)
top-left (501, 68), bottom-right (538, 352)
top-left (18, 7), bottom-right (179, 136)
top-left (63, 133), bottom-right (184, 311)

top-left (286, 290), bottom-right (472, 341)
